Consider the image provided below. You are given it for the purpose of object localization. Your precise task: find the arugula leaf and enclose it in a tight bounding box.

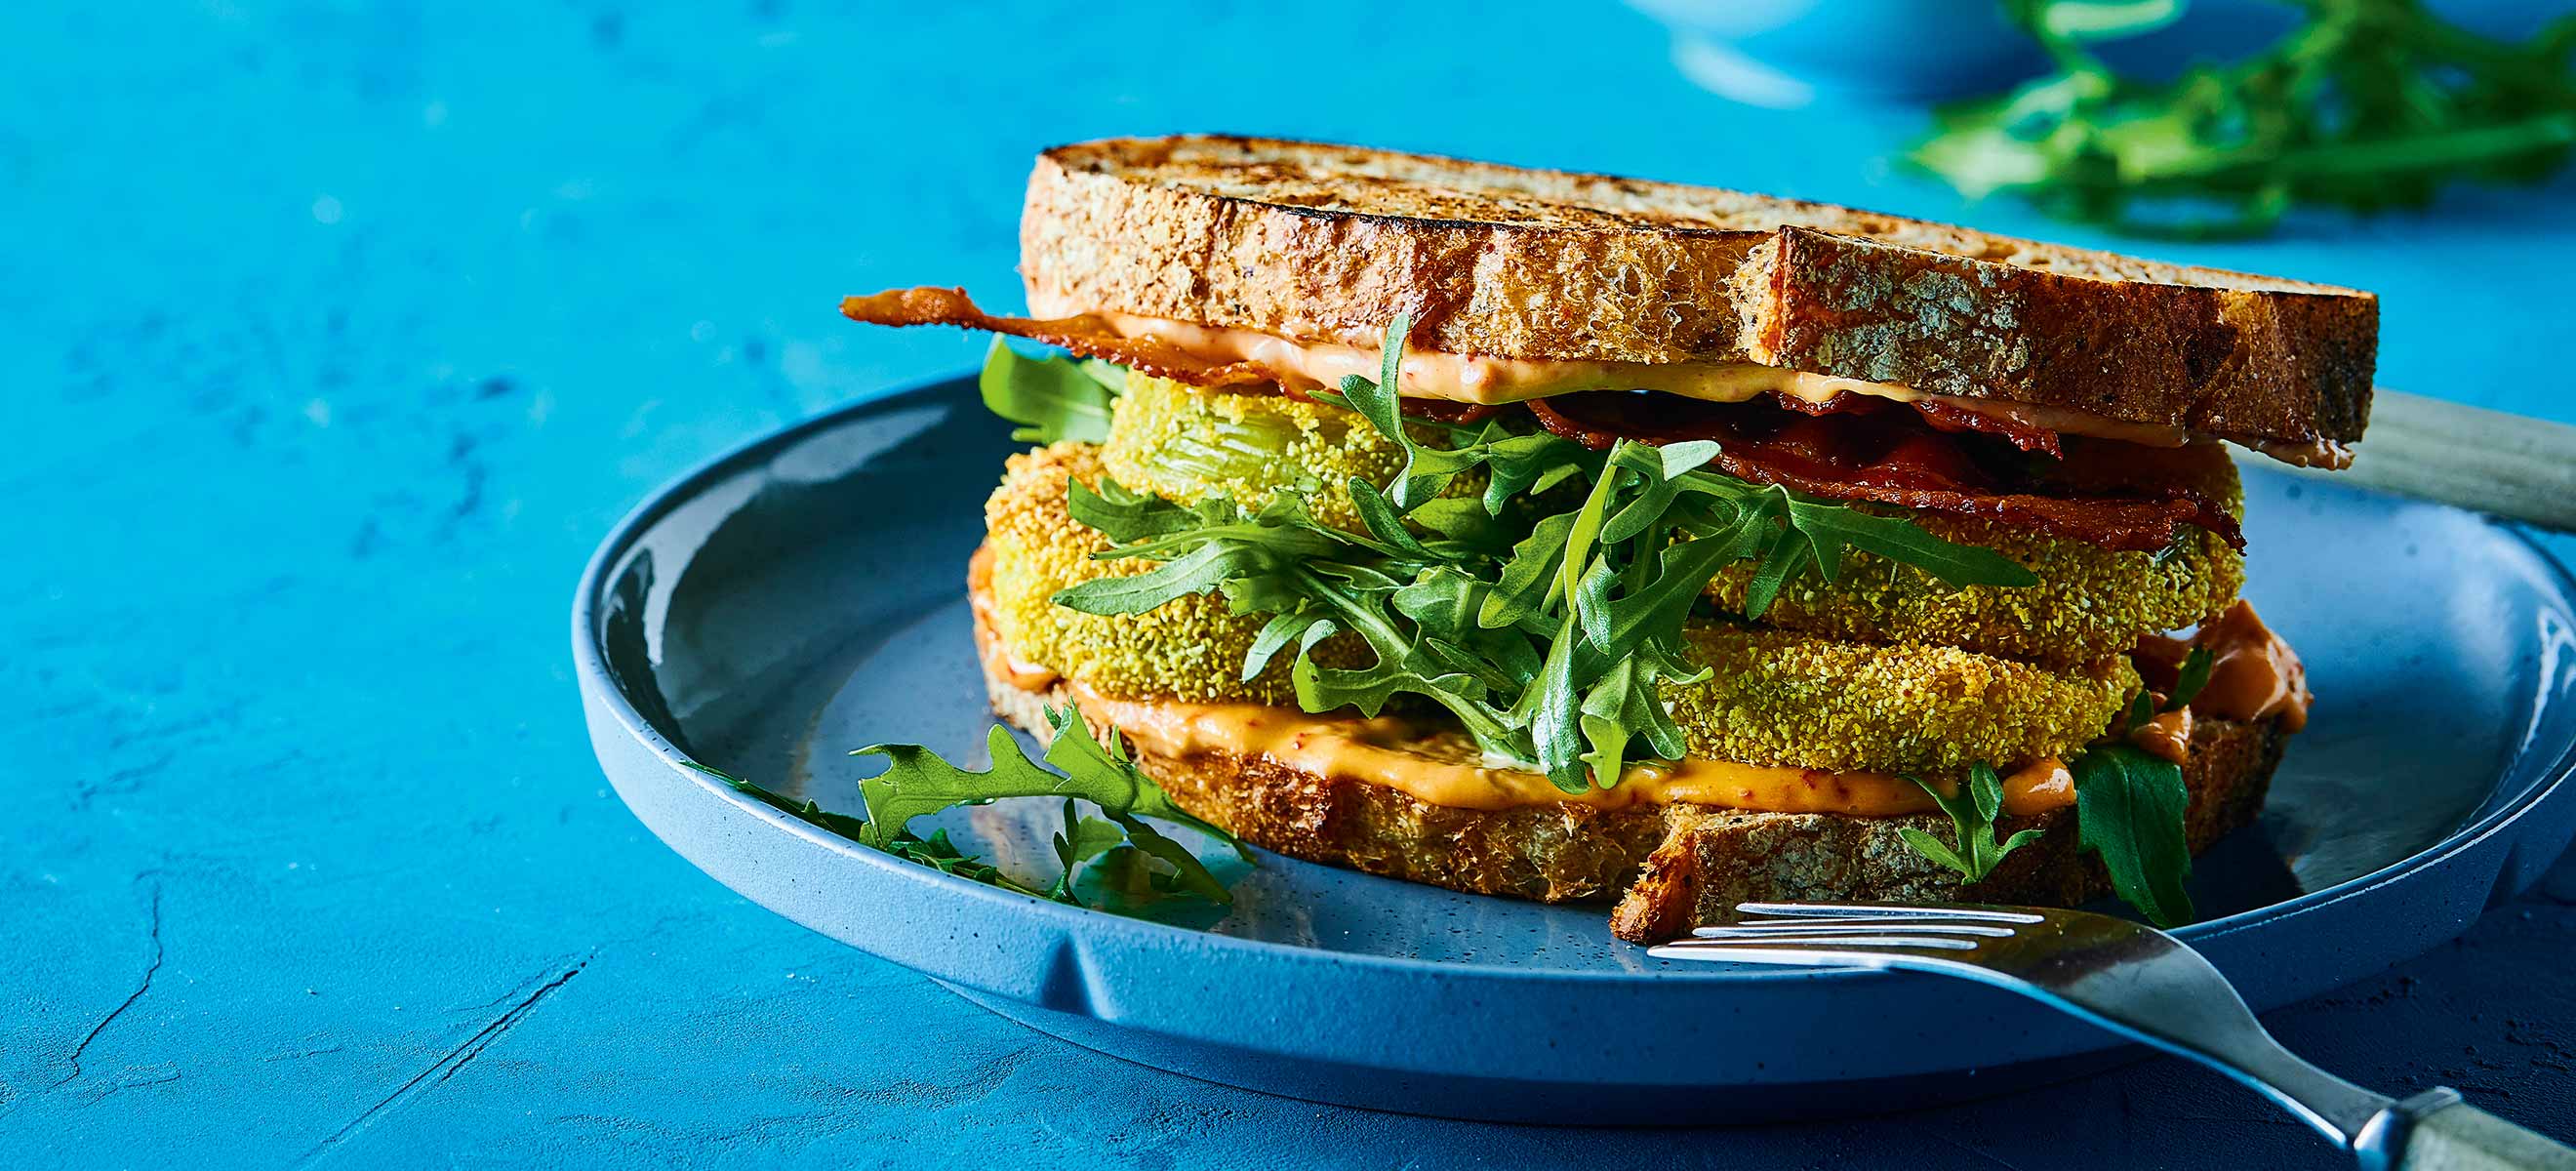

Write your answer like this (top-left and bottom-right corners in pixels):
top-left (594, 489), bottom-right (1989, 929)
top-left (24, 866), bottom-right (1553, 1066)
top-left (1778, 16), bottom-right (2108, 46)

top-left (1334, 317), bottom-right (1412, 456)
top-left (687, 760), bottom-right (1059, 898)
top-left (1051, 541), bottom-right (1268, 615)
top-left (1030, 705), bottom-right (1248, 856)
top-left (1050, 801), bottom-right (1131, 902)
top-left (1348, 478), bottom-right (1439, 561)
top-left (1478, 511), bottom-right (1578, 630)
top-left (690, 706), bottom-right (1250, 910)
top-left (2108, 688), bottom-right (2157, 740)
top-left (2071, 744), bottom-right (2195, 927)
top-left (1899, 763), bottom-right (2046, 882)
top-left (2166, 645), bottom-right (2213, 711)
top-left (1522, 610), bottom-right (1591, 786)
top-left (852, 725), bottom-right (1071, 849)
top-left (1283, 560), bottom-right (1528, 754)
top-left (1739, 521), bottom-right (1813, 621)
top-left (1065, 476), bottom-right (1201, 543)
top-left (1791, 498), bottom-right (2033, 590)
top-left (981, 338), bottom-right (1123, 444)
top-left (1555, 456), bottom-right (1627, 612)
top-left (1242, 610), bottom-right (1325, 682)
top-left (1576, 655), bottom-right (1686, 794)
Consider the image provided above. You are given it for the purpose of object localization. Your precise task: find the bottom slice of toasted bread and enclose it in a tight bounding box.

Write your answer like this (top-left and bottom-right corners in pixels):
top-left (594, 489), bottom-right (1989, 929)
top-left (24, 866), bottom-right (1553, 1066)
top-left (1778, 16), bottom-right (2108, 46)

top-left (969, 549), bottom-right (2281, 942)
top-left (1604, 718), bottom-right (2278, 942)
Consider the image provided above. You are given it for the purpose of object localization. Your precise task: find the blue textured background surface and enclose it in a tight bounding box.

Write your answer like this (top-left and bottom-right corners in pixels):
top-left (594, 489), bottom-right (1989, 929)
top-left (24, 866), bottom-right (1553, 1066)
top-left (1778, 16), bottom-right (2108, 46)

top-left (10, 3), bottom-right (2576, 1167)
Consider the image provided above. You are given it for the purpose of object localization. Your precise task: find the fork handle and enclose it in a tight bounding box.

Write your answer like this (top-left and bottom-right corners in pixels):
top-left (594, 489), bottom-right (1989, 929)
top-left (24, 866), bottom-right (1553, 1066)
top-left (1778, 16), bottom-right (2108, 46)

top-left (2276, 390), bottom-right (2576, 534)
top-left (2356, 1088), bottom-right (2576, 1170)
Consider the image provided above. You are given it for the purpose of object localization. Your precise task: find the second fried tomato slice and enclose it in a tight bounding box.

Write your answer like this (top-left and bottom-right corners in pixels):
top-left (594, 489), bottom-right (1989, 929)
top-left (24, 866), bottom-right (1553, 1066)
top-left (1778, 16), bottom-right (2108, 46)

top-left (985, 439), bottom-right (2140, 777)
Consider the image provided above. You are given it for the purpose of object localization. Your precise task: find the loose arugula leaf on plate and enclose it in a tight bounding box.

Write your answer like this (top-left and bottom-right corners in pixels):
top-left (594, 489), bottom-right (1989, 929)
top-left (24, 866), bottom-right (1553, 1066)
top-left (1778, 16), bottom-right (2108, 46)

top-left (2072, 744), bottom-right (2195, 927)
top-left (981, 337), bottom-right (1124, 444)
top-left (1029, 705), bottom-right (1248, 857)
top-left (1049, 800), bottom-right (1132, 902)
top-left (686, 760), bottom-right (1059, 899)
top-left (852, 725), bottom-right (1073, 849)
top-left (686, 706), bottom-right (1251, 912)
top-left (1899, 763), bottom-right (2047, 883)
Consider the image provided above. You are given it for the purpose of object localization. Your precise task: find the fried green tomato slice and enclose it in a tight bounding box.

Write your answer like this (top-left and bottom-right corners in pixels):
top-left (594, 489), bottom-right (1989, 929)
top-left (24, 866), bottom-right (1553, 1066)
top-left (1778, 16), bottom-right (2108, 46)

top-left (988, 442), bottom-right (1308, 705)
top-left (1705, 449), bottom-right (2247, 667)
top-left (989, 442), bottom-right (2141, 769)
top-left (1099, 370), bottom-right (1411, 532)
top-left (985, 440), bottom-right (1306, 706)
top-left (1664, 624), bottom-right (2142, 776)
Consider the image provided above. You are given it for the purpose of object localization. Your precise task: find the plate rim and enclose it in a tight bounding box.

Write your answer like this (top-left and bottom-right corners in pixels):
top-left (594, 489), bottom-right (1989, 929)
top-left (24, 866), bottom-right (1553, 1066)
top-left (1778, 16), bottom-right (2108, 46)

top-left (573, 374), bottom-right (2576, 985)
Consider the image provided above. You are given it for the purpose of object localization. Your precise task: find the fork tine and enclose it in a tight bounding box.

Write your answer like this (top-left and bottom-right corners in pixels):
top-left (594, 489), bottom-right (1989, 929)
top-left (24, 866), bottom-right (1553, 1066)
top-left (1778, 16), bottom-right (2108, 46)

top-left (1656, 935), bottom-right (1984, 953)
top-left (1736, 901), bottom-right (2046, 924)
top-left (1691, 921), bottom-right (2017, 939)
top-left (1708, 916), bottom-right (2007, 931)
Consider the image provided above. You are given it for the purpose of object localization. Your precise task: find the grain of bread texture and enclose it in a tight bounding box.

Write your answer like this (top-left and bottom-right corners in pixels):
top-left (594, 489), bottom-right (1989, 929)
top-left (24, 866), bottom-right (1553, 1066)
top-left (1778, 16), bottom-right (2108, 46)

top-left (1021, 135), bottom-right (2375, 444)
top-left (969, 555), bottom-right (2281, 942)
top-left (1604, 716), bottom-right (2280, 944)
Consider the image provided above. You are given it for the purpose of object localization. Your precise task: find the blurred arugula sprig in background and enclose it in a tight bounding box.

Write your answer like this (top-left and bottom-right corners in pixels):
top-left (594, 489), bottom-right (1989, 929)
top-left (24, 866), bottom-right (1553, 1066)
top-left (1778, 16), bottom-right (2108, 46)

top-left (1914, 0), bottom-right (2576, 237)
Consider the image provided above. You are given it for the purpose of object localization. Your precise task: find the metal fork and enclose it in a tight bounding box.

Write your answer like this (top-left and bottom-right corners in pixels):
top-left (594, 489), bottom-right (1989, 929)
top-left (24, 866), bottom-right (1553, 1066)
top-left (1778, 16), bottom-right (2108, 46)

top-left (1652, 903), bottom-right (2576, 1169)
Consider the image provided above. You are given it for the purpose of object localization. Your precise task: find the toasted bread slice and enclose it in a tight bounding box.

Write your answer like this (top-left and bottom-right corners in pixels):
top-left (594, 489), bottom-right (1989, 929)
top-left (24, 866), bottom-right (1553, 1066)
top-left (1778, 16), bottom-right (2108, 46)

top-left (1023, 135), bottom-right (2374, 445)
top-left (1603, 716), bottom-right (2280, 943)
top-left (969, 562), bottom-right (2282, 941)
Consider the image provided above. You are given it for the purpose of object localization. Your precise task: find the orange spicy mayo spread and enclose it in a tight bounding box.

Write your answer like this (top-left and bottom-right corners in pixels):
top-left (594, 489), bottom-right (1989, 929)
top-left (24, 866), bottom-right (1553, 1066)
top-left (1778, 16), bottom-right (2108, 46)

top-left (2137, 600), bottom-right (2314, 733)
top-left (1073, 686), bottom-right (2073, 818)
top-left (1018, 303), bottom-right (2354, 468)
top-left (2126, 707), bottom-right (2195, 764)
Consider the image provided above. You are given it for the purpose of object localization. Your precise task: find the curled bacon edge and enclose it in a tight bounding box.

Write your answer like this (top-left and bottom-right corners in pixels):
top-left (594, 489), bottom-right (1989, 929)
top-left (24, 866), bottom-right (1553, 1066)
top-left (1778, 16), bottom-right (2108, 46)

top-left (845, 287), bottom-right (2242, 552)
top-left (843, 288), bottom-right (1282, 388)
top-left (1525, 396), bottom-right (2243, 553)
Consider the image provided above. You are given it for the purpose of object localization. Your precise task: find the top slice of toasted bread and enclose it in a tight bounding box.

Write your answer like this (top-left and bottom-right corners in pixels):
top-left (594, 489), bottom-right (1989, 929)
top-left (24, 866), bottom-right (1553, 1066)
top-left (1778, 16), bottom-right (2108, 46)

top-left (1022, 135), bottom-right (2376, 444)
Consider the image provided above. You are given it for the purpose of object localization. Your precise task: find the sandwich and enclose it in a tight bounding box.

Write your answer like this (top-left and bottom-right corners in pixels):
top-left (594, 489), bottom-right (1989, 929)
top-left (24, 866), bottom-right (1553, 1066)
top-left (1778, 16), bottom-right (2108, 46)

top-left (841, 135), bottom-right (2366, 940)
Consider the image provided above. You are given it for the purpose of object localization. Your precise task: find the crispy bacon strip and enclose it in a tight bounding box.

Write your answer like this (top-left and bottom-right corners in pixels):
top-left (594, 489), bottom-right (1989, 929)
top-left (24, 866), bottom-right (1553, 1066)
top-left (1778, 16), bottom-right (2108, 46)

top-left (849, 286), bottom-right (2236, 549)
top-left (1528, 392), bottom-right (2242, 552)
top-left (840, 287), bottom-right (1280, 388)
top-left (1770, 389), bottom-right (1866, 418)
top-left (1912, 398), bottom-right (2064, 458)
top-left (1766, 391), bottom-right (2065, 458)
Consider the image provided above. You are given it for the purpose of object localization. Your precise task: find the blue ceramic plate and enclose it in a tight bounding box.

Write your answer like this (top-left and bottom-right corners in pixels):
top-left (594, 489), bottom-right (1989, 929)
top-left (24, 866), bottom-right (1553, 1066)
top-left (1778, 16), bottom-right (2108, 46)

top-left (575, 378), bottom-right (2576, 1124)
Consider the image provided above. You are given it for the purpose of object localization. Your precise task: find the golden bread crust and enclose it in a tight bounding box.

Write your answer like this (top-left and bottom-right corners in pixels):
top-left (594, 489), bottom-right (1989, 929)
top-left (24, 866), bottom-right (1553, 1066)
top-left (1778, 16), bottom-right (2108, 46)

top-left (1021, 135), bottom-right (2375, 444)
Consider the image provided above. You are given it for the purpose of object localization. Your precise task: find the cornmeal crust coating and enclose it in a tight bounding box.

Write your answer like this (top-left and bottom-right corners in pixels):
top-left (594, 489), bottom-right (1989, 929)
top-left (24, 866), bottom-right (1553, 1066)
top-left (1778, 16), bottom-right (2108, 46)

top-left (985, 440), bottom-right (1300, 705)
top-left (1666, 626), bottom-right (2137, 776)
top-left (1707, 510), bottom-right (2244, 667)
top-left (1705, 445), bottom-right (2247, 667)
top-left (987, 446), bottom-right (2139, 771)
